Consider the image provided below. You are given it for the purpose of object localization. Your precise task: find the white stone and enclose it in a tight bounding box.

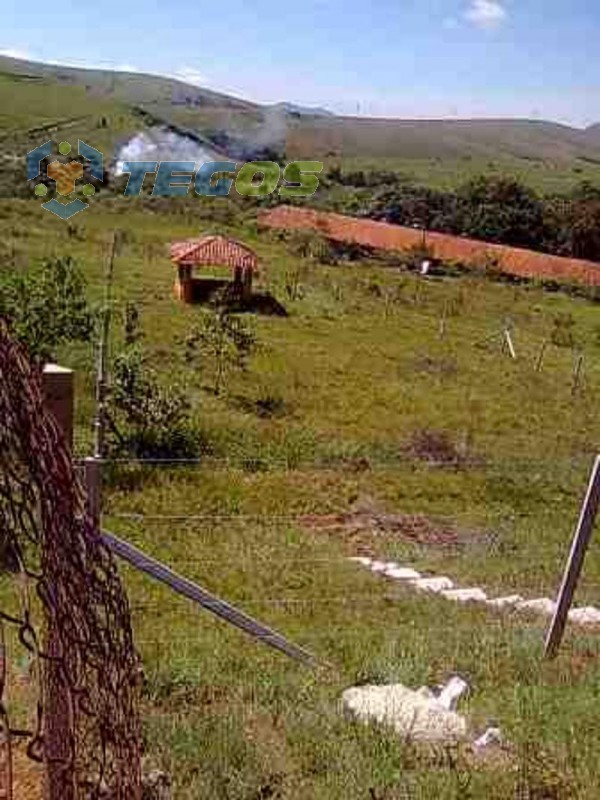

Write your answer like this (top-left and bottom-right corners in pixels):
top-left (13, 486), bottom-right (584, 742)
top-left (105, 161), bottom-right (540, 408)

top-left (441, 588), bottom-right (488, 604)
top-left (437, 676), bottom-right (469, 711)
top-left (568, 606), bottom-right (600, 625)
top-left (473, 727), bottom-right (503, 751)
top-left (370, 561), bottom-right (388, 572)
top-left (385, 567), bottom-right (422, 581)
top-left (486, 595), bottom-right (524, 609)
top-left (516, 598), bottom-right (556, 616)
top-left (349, 557), bottom-right (372, 567)
top-left (411, 577), bottom-right (454, 593)
top-left (342, 683), bottom-right (467, 743)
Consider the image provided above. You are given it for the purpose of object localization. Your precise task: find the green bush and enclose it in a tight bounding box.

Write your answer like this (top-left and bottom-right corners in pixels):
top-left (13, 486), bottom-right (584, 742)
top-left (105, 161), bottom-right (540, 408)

top-left (550, 312), bottom-right (577, 348)
top-left (0, 256), bottom-right (93, 361)
top-left (185, 300), bottom-right (257, 395)
top-left (107, 344), bottom-right (199, 458)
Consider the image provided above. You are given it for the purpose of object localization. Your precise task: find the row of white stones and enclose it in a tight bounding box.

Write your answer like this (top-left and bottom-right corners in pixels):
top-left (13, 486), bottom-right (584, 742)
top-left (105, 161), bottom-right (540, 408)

top-left (349, 557), bottom-right (600, 626)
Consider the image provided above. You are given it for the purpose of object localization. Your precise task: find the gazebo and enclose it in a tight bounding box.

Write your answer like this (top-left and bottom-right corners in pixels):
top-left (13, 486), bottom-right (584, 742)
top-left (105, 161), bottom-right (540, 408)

top-left (171, 234), bottom-right (259, 304)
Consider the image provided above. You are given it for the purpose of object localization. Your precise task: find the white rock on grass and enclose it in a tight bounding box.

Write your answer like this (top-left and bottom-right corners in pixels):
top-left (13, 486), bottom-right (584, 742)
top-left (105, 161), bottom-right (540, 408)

top-left (436, 676), bottom-right (469, 711)
top-left (370, 561), bottom-right (391, 573)
top-left (411, 576), bottom-right (454, 594)
top-left (385, 567), bottom-right (422, 581)
top-left (473, 727), bottom-right (503, 751)
top-left (441, 588), bottom-right (488, 604)
top-left (568, 606), bottom-right (600, 625)
top-left (516, 598), bottom-right (556, 616)
top-left (342, 681), bottom-right (467, 743)
top-left (348, 557), bottom-right (372, 567)
top-left (486, 595), bottom-right (524, 609)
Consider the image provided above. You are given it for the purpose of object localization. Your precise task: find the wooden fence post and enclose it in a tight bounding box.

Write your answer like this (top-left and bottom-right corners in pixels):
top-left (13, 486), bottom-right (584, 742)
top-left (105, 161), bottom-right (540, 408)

top-left (544, 455), bottom-right (600, 659)
top-left (503, 329), bottom-right (516, 360)
top-left (572, 354), bottom-right (584, 395)
top-left (42, 365), bottom-right (77, 800)
top-left (534, 341), bottom-right (548, 373)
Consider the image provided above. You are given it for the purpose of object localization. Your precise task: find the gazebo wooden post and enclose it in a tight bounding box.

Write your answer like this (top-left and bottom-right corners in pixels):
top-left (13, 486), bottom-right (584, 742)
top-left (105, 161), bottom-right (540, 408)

top-left (242, 268), bottom-right (253, 303)
top-left (177, 264), bottom-right (193, 304)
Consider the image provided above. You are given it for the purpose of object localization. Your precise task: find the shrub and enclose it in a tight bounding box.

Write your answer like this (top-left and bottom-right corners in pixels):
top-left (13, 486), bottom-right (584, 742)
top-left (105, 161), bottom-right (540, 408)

top-left (286, 229), bottom-right (338, 264)
top-left (550, 312), bottom-right (577, 348)
top-left (185, 299), bottom-right (257, 395)
top-left (106, 345), bottom-right (198, 458)
top-left (0, 256), bottom-right (93, 361)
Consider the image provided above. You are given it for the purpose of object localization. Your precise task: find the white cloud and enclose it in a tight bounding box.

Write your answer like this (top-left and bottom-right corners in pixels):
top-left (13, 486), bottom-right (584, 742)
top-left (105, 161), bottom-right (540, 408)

top-left (0, 47), bottom-right (30, 60)
top-left (464, 0), bottom-right (507, 29)
top-left (0, 48), bottom-right (144, 74)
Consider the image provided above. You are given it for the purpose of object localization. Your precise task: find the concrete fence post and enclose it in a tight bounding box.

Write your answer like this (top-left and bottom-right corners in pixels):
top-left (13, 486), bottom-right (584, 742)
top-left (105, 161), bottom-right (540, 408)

top-left (42, 365), bottom-right (77, 800)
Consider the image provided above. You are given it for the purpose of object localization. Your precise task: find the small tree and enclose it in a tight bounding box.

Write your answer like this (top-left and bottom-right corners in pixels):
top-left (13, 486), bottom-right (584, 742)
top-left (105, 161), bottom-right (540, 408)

top-left (550, 312), bottom-right (577, 349)
top-left (105, 305), bottom-right (199, 458)
top-left (107, 345), bottom-right (197, 458)
top-left (0, 256), bottom-right (93, 361)
top-left (185, 300), bottom-right (256, 395)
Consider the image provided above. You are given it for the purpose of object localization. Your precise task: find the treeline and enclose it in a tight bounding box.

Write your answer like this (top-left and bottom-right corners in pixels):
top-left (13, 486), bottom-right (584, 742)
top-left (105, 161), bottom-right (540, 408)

top-left (322, 168), bottom-right (600, 262)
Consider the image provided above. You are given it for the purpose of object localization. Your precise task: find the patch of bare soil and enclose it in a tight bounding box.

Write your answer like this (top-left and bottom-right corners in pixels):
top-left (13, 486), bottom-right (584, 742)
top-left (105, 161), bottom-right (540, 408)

top-left (299, 497), bottom-right (462, 556)
top-left (406, 429), bottom-right (469, 467)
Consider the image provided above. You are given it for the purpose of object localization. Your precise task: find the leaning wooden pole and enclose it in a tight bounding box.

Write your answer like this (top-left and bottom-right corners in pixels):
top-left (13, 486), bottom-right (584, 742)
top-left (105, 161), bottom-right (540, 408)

top-left (102, 529), bottom-right (318, 667)
top-left (545, 455), bottom-right (600, 659)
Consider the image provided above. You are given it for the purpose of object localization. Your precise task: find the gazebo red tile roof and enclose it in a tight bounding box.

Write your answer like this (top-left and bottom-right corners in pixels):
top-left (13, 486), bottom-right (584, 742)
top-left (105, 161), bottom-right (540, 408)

top-left (171, 234), bottom-right (258, 274)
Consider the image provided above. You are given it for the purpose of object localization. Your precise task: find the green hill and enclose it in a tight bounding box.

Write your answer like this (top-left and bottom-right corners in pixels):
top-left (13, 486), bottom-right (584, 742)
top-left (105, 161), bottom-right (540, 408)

top-left (3, 55), bottom-right (600, 194)
top-left (289, 116), bottom-right (600, 162)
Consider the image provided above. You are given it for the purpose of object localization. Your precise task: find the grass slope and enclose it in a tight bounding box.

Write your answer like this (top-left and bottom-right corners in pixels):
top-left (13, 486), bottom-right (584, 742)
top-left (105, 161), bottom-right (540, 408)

top-left (289, 117), bottom-right (600, 192)
top-left (2, 196), bottom-right (600, 796)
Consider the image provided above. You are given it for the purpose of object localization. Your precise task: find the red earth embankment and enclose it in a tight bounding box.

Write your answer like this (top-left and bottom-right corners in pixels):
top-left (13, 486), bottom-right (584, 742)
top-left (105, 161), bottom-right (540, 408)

top-left (259, 206), bottom-right (600, 288)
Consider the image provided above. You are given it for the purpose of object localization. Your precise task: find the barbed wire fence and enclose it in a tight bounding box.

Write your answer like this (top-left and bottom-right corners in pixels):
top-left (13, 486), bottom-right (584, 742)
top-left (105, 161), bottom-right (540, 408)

top-left (0, 321), bottom-right (142, 800)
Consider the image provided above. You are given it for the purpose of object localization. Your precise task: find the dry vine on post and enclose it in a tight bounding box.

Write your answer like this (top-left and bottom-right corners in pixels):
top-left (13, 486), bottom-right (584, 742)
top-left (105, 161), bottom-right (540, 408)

top-left (0, 321), bottom-right (142, 799)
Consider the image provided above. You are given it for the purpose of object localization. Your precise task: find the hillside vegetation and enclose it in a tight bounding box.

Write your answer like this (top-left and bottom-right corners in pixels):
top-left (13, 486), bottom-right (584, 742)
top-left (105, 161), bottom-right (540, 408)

top-left (4, 56), bottom-right (600, 195)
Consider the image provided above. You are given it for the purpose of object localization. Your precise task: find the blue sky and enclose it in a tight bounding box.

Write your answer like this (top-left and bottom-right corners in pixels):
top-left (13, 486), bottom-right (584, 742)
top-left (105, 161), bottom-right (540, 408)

top-left (1, 0), bottom-right (599, 126)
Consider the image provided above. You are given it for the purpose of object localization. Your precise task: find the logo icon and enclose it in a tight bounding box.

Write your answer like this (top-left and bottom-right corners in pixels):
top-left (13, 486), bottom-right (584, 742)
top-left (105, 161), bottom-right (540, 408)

top-left (27, 140), bottom-right (103, 219)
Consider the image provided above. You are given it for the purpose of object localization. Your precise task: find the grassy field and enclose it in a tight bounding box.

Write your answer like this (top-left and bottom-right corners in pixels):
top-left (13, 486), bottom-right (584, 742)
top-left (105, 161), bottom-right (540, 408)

top-left (322, 155), bottom-right (600, 194)
top-left (289, 116), bottom-right (600, 193)
top-left (2, 194), bottom-right (600, 797)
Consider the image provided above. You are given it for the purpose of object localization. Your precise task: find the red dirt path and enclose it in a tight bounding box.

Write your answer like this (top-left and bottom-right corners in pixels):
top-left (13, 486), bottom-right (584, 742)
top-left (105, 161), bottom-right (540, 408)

top-left (259, 206), bottom-right (600, 287)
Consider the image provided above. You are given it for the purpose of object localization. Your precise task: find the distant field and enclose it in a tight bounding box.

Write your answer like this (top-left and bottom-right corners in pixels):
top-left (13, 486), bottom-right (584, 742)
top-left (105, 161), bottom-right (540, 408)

top-left (330, 155), bottom-right (600, 194)
top-left (0, 71), bottom-right (147, 197)
top-left (288, 117), bottom-right (600, 192)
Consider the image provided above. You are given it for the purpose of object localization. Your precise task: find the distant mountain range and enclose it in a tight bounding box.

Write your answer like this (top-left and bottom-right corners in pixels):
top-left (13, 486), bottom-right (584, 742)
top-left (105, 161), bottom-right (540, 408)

top-left (2, 54), bottom-right (600, 185)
